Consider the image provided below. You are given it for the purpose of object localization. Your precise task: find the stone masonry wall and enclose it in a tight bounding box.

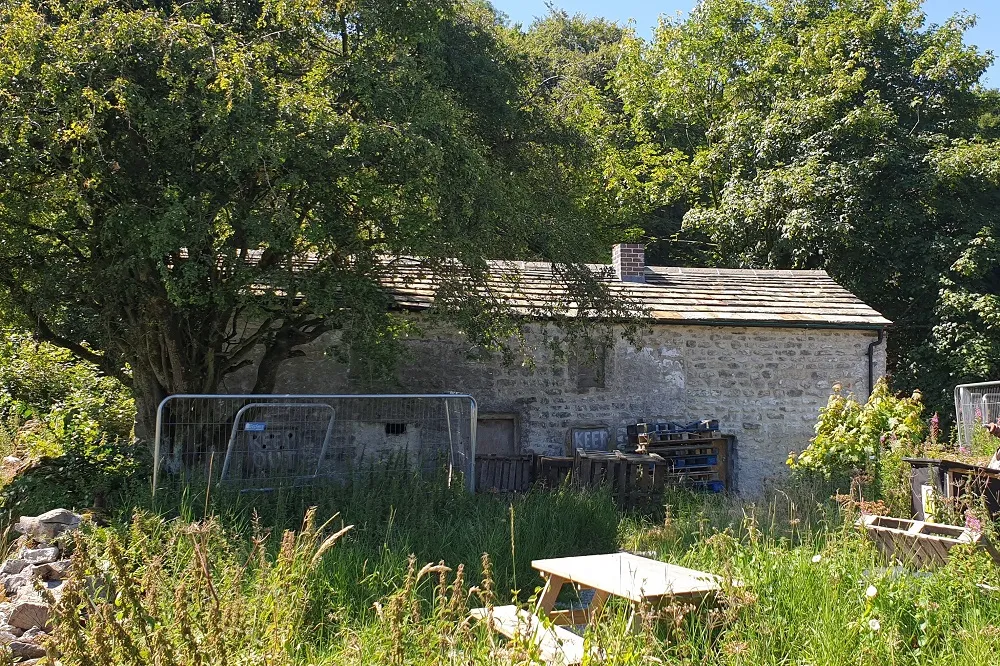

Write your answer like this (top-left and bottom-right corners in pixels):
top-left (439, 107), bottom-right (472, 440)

top-left (225, 323), bottom-right (888, 494)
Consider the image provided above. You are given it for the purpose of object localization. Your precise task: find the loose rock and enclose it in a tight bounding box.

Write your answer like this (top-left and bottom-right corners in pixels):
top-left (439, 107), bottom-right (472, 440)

top-left (9, 639), bottom-right (45, 659)
top-left (8, 601), bottom-right (49, 631)
top-left (15, 509), bottom-right (82, 542)
top-left (1, 560), bottom-right (29, 576)
top-left (33, 560), bottom-right (71, 581)
top-left (2, 573), bottom-right (31, 597)
top-left (21, 548), bottom-right (59, 566)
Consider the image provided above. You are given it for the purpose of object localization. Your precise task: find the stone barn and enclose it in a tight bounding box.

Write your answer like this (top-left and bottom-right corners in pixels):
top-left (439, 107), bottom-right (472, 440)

top-left (235, 244), bottom-right (890, 494)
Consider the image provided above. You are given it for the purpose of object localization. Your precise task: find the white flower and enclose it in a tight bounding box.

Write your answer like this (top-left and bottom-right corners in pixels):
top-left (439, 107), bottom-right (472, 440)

top-left (866, 584), bottom-right (878, 599)
top-left (811, 554), bottom-right (822, 563)
top-left (869, 618), bottom-right (881, 632)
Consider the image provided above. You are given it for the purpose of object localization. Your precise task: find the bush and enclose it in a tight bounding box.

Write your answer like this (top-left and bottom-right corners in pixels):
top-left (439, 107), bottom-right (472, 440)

top-left (0, 332), bottom-right (143, 513)
top-left (788, 379), bottom-right (927, 510)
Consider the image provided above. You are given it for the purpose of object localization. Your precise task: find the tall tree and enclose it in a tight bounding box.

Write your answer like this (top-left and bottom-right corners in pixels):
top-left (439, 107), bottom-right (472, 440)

top-left (0, 0), bottom-right (622, 438)
top-left (612, 0), bottom-right (1000, 413)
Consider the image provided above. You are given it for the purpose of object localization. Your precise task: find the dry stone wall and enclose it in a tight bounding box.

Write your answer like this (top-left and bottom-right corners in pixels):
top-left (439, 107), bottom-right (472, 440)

top-left (228, 322), bottom-right (888, 494)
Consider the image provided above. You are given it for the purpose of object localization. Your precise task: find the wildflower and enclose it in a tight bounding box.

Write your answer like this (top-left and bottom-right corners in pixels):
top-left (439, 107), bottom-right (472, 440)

top-left (869, 618), bottom-right (881, 632)
top-left (965, 510), bottom-right (983, 534)
top-left (812, 554), bottom-right (822, 563)
top-left (866, 584), bottom-right (878, 599)
top-left (959, 445), bottom-right (971, 455)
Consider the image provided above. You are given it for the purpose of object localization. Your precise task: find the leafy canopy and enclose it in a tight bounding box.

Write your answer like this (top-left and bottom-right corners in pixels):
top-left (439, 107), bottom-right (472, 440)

top-left (603, 0), bottom-right (1000, 414)
top-left (0, 0), bottom-right (624, 433)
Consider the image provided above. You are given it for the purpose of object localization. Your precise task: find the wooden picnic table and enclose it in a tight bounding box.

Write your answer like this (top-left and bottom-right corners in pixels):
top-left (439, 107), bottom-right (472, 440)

top-left (532, 552), bottom-right (727, 625)
top-left (470, 553), bottom-right (732, 666)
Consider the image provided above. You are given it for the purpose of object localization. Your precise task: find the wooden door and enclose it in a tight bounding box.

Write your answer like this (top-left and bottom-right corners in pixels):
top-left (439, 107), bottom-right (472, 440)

top-left (477, 416), bottom-right (517, 455)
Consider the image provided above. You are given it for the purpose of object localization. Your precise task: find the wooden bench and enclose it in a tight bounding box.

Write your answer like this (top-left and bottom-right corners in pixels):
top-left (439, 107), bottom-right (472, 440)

top-left (469, 605), bottom-right (585, 666)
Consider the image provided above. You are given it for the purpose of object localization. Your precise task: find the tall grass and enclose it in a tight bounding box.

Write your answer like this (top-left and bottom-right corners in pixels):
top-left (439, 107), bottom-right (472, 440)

top-left (45, 475), bottom-right (1000, 666)
top-left (143, 467), bottom-right (620, 617)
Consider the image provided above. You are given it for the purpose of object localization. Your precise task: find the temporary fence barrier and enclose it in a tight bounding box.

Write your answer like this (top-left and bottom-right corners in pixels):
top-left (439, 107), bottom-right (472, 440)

top-left (954, 381), bottom-right (1000, 452)
top-left (152, 393), bottom-right (477, 494)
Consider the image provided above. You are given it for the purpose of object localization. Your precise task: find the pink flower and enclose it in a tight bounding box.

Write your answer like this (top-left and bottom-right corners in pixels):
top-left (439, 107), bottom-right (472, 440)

top-left (965, 510), bottom-right (982, 534)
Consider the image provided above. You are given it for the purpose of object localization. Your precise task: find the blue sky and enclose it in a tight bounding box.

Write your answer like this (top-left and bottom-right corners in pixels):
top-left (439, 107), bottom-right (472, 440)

top-left (493, 0), bottom-right (999, 86)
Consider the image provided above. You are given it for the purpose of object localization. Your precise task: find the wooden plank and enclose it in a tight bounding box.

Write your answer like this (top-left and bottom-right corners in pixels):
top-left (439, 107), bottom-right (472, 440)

top-left (469, 605), bottom-right (584, 666)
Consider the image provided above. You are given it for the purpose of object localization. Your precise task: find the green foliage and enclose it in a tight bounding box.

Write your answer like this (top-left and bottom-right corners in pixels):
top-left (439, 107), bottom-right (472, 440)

top-left (0, 0), bottom-right (629, 438)
top-left (42, 479), bottom-right (1000, 666)
top-left (600, 0), bottom-right (1000, 416)
top-left (0, 333), bottom-right (133, 456)
top-left (0, 332), bottom-right (144, 514)
top-left (789, 379), bottom-right (926, 488)
top-left (51, 508), bottom-right (354, 664)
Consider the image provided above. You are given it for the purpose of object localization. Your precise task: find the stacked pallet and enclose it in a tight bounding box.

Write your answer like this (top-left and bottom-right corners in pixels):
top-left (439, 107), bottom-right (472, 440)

top-left (631, 422), bottom-right (731, 493)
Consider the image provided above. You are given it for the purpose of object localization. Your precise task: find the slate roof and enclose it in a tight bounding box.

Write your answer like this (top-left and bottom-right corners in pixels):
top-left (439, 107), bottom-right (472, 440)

top-left (382, 259), bottom-right (891, 330)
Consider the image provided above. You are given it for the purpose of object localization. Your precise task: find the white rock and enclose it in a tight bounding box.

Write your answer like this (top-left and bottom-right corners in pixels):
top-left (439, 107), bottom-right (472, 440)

top-left (2, 573), bottom-right (30, 597)
top-left (15, 508), bottom-right (82, 542)
top-left (0, 560), bottom-right (28, 576)
top-left (20, 548), bottom-right (59, 566)
top-left (33, 560), bottom-right (71, 581)
top-left (1, 456), bottom-right (20, 466)
top-left (39, 580), bottom-right (64, 603)
top-left (36, 509), bottom-right (80, 526)
top-left (19, 627), bottom-right (43, 641)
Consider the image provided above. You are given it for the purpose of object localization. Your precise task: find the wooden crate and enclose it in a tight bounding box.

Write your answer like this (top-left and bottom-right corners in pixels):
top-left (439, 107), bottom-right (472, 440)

top-left (858, 515), bottom-right (1000, 569)
top-left (476, 454), bottom-right (535, 493)
top-left (572, 450), bottom-right (669, 509)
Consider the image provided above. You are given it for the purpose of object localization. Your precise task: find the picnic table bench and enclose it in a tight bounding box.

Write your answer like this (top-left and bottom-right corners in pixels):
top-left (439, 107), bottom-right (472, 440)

top-left (471, 552), bottom-right (733, 665)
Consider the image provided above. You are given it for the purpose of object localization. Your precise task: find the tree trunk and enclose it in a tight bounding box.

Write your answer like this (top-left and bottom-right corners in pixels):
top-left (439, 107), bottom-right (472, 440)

top-left (132, 363), bottom-right (168, 452)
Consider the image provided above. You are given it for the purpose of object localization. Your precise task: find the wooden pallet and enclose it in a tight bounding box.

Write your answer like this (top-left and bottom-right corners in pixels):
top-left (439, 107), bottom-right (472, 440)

top-left (476, 454), bottom-right (535, 493)
top-left (470, 605), bottom-right (585, 666)
top-left (573, 450), bottom-right (669, 509)
top-left (536, 456), bottom-right (573, 488)
top-left (858, 515), bottom-right (1000, 569)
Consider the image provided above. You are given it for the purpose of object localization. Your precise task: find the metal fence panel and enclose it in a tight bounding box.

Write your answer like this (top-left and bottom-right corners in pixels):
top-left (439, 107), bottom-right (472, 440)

top-left (954, 381), bottom-right (1000, 451)
top-left (153, 394), bottom-right (477, 494)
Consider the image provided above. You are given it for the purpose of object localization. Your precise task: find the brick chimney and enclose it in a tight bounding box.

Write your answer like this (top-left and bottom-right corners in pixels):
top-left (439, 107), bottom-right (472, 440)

top-left (612, 243), bottom-right (645, 283)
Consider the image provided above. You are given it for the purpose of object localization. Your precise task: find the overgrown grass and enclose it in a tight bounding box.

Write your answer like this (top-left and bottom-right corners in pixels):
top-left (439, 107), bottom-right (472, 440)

top-left (40, 476), bottom-right (1000, 666)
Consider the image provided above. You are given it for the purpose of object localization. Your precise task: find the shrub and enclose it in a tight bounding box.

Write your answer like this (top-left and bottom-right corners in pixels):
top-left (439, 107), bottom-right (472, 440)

top-left (0, 332), bottom-right (142, 513)
top-left (788, 379), bottom-right (927, 509)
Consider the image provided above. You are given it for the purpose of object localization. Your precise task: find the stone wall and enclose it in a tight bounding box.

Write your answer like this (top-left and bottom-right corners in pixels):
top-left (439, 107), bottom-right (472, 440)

top-left (225, 323), bottom-right (888, 494)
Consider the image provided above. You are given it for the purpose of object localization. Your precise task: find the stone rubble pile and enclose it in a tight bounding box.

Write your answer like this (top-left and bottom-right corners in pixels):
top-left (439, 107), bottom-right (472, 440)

top-left (0, 509), bottom-right (83, 664)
